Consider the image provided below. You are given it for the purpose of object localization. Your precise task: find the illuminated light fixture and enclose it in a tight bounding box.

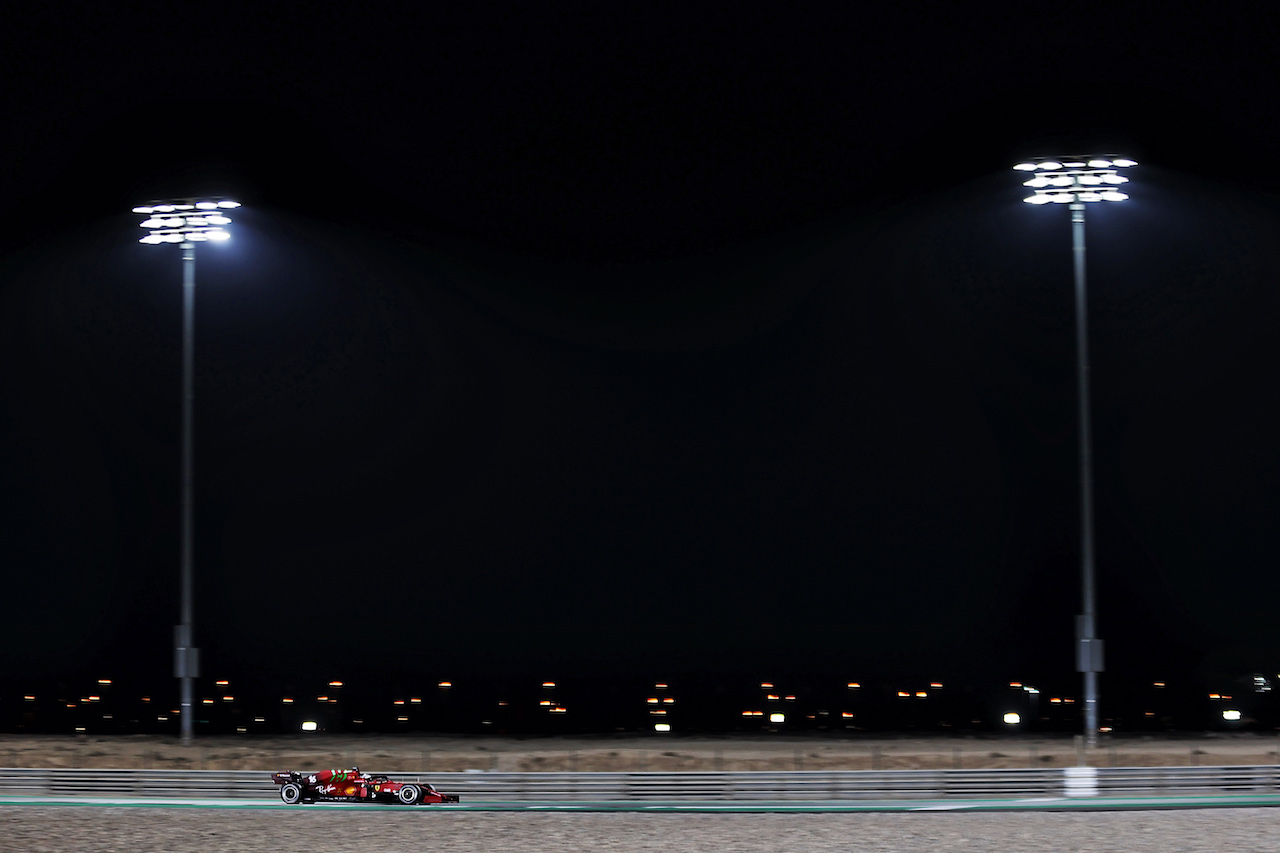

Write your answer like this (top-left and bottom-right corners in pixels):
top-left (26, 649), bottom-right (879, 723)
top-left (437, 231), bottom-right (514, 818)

top-left (282, 698), bottom-right (293, 704)
top-left (202, 698), bottom-right (214, 705)
top-left (767, 694), bottom-right (780, 701)
top-left (760, 682), bottom-right (774, 689)
top-left (663, 698), bottom-right (675, 704)
top-left (916, 692), bottom-right (928, 698)
top-left (301, 721), bottom-right (318, 732)
top-left (784, 695), bottom-right (796, 701)
top-left (930, 682), bottom-right (943, 689)
top-left (438, 681), bottom-right (452, 688)
top-left (550, 706), bottom-right (567, 713)
top-left (542, 682), bottom-right (556, 688)
top-left (1014, 155), bottom-right (1137, 749)
top-left (847, 683), bottom-right (860, 689)
top-left (539, 700), bottom-right (552, 706)
top-left (135, 198), bottom-right (241, 746)
top-left (655, 723), bottom-right (671, 732)
top-left (650, 709), bottom-right (667, 715)
top-left (769, 713), bottom-right (785, 723)
top-left (1050, 698), bottom-right (1062, 704)
top-left (23, 695), bottom-right (35, 701)
top-left (841, 711), bottom-right (854, 718)
top-left (1153, 682), bottom-right (1166, 688)
top-left (215, 680), bottom-right (229, 686)
top-left (1223, 709), bottom-right (1242, 721)
top-left (134, 196), bottom-right (237, 245)
top-left (97, 679), bottom-right (112, 685)
top-left (410, 698), bottom-right (421, 704)
top-left (647, 698), bottom-right (659, 704)
top-left (1209, 693), bottom-right (1221, 699)
top-left (1003, 712), bottom-right (1021, 724)
top-left (1016, 155), bottom-right (1136, 206)
top-left (222, 695), bottom-right (234, 702)
top-left (654, 682), bottom-right (669, 689)
top-left (317, 696), bottom-right (328, 702)
top-left (898, 692), bottom-right (910, 698)
top-left (329, 681), bottom-right (344, 687)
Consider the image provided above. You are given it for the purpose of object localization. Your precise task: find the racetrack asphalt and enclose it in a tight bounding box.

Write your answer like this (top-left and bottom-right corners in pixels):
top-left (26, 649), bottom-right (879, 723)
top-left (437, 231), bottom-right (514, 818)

top-left (5, 793), bottom-right (1280, 811)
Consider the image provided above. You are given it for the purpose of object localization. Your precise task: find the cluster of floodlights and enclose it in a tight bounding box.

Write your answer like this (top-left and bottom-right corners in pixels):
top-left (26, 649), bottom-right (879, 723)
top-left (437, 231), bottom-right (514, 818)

top-left (1013, 157), bottom-right (1137, 204)
top-left (132, 200), bottom-right (241, 243)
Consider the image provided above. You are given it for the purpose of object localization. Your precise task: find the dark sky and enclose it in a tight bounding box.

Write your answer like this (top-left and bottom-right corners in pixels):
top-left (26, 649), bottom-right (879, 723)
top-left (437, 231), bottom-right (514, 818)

top-left (3, 5), bottom-right (1280, 695)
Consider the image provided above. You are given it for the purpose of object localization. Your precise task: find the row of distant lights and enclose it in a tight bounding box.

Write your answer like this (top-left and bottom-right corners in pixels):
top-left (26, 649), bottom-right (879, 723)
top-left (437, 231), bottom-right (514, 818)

top-left (1014, 157), bottom-right (1137, 204)
top-left (132, 200), bottom-right (240, 243)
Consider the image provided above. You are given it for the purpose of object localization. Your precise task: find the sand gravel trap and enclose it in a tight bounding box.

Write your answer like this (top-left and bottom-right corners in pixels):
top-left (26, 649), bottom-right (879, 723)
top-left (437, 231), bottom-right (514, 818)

top-left (5, 805), bottom-right (1280, 853)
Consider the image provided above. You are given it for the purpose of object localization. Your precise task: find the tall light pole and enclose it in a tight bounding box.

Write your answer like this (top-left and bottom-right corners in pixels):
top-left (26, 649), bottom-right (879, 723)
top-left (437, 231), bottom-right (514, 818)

top-left (1013, 156), bottom-right (1136, 748)
top-left (132, 199), bottom-right (240, 744)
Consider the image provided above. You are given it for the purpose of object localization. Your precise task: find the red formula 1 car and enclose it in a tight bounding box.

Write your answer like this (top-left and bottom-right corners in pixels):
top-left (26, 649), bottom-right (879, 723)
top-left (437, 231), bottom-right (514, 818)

top-left (271, 767), bottom-right (459, 805)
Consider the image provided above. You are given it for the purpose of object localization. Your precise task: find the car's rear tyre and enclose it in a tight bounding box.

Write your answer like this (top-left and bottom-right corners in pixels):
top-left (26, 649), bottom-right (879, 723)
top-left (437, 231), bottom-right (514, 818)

top-left (397, 784), bottom-right (421, 805)
top-left (280, 782), bottom-right (303, 805)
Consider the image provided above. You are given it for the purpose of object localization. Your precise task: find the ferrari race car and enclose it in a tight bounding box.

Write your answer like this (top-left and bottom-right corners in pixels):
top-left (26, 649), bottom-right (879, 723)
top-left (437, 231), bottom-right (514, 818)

top-left (271, 768), bottom-right (459, 805)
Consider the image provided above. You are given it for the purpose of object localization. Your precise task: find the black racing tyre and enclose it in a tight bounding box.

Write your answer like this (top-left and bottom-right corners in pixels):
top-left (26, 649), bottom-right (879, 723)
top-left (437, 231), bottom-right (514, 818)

top-left (397, 784), bottom-right (421, 805)
top-left (279, 782), bottom-right (303, 805)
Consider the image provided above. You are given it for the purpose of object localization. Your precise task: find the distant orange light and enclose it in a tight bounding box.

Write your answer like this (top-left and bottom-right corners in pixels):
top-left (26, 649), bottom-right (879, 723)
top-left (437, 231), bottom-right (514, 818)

top-left (498, 701), bottom-right (508, 706)
top-left (438, 682), bottom-right (452, 688)
top-left (898, 691), bottom-right (910, 697)
top-left (282, 698), bottom-right (294, 704)
top-left (766, 694), bottom-right (779, 701)
top-left (394, 700), bottom-right (405, 705)
top-left (222, 696), bottom-right (234, 702)
top-left (23, 695), bottom-right (35, 701)
top-left (1050, 698), bottom-right (1062, 704)
top-left (1209, 693), bottom-right (1221, 699)
top-left (1145, 711), bottom-right (1155, 716)
top-left (141, 697), bottom-right (151, 703)
top-left (663, 698), bottom-right (675, 704)
top-left (930, 682), bottom-right (943, 689)
top-left (1153, 682), bottom-right (1166, 688)
top-left (329, 681), bottom-right (344, 687)
top-left (847, 682), bottom-right (860, 689)
top-left (97, 679), bottom-right (112, 685)
top-left (317, 696), bottom-right (328, 702)
top-left (202, 699), bottom-right (214, 705)
top-left (654, 683), bottom-right (668, 689)
top-left (650, 709), bottom-right (667, 715)
top-left (542, 682), bottom-right (556, 688)
top-left (784, 695), bottom-right (796, 701)
top-left (647, 697), bottom-right (659, 704)
top-left (915, 692), bottom-right (928, 698)
top-left (760, 682), bottom-right (774, 689)
top-left (841, 711), bottom-right (854, 718)
top-left (216, 680), bottom-right (229, 686)
top-left (1010, 682), bottom-right (1022, 688)
top-left (539, 700), bottom-right (552, 706)
top-left (411, 698), bottom-right (422, 704)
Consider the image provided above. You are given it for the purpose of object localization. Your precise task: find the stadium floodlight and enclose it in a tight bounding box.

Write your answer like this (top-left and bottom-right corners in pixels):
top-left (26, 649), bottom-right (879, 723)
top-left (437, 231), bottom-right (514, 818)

top-left (132, 197), bottom-right (240, 745)
top-left (1017, 156), bottom-right (1135, 206)
top-left (1014, 156), bottom-right (1137, 750)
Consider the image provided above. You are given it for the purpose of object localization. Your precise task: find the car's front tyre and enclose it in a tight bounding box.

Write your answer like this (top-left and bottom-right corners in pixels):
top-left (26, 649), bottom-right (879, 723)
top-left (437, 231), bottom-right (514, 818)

top-left (279, 782), bottom-right (303, 805)
top-left (397, 784), bottom-right (421, 805)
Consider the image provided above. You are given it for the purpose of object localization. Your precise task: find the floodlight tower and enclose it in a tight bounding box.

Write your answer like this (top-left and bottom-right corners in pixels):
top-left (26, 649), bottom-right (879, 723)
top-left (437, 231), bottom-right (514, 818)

top-left (132, 199), bottom-right (240, 744)
top-left (1013, 156), bottom-right (1136, 748)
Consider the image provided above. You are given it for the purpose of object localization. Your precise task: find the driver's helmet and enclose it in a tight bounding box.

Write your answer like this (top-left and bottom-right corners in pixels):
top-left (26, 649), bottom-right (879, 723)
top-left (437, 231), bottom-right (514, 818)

top-left (351, 766), bottom-right (360, 775)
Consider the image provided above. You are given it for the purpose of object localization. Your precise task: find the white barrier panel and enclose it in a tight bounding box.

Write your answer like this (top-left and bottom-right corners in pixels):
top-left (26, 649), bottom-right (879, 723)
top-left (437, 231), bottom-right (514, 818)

top-left (0, 765), bottom-right (1277, 802)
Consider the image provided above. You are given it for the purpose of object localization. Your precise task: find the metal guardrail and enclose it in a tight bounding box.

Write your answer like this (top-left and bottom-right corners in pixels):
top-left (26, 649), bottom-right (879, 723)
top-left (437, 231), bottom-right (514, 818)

top-left (2, 765), bottom-right (1279, 802)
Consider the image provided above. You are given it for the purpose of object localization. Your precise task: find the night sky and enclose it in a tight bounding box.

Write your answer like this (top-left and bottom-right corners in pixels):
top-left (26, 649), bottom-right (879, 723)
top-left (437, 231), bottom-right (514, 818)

top-left (3, 6), bottom-right (1280, 706)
